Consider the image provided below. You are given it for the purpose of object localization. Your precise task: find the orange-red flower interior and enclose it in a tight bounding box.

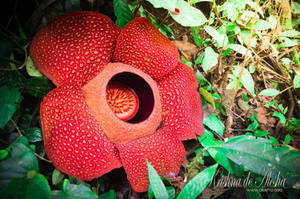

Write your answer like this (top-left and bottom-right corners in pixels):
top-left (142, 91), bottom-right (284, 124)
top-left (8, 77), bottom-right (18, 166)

top-left (31, 11), bottom-right (204, 192)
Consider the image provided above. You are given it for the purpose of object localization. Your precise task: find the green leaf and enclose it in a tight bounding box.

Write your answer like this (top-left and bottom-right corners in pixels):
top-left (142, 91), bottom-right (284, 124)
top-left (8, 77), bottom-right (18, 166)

top-left (26, 127), bottom-right (43, 142)
top-left (147, 160), bottom-right (168, 199)
top-left (0, 178), bottom-right (28, 198)
top-left (268, 136), bottom-right (279, 145)
top-left (227, 44), bottom-right (253, 57)
top-left (245, 0), bottom-right (264, 17)
top-left (232, 66), bottom-right (255, 96)
top-left (62, 179), bottom-right (98, 199)
top-left (177, 164), bottom-right (218, 199)
top-left (204, 25), bottom-right (228, 47)
top-left (238, 30), bottom-right (256, 48)
top-left (26, 174), bottom-right (51, 199)
top-left (199, 132), bottom-right (237, 174)
top-left (169, 0), bottom-right (207, 27)
top-left (52, 169), bottom-right (64, 185)
top-left (25, 77), bottom-right (54, 98)
top-left (292, 2), bottom-right (300, 14)
top-left (26, 56), bottom-right (43, 77)
top-left (99, 189), bottom-right (116, 199)
top-left (202, 47), bottom-right (218, 72)
top-left (254, 130), bottom-right (270, 137)
top-left (218, 1), bottom-right (239, 22)
top-left (0, 86), bottom-right (21, 129)
top-left (113, 0), bottom-right (134, 28)
top-left (166, 186), bottom-right (175, 199)
top-left (146, 0), bottom-right (207, 26)
top-left (0, 149), bottom-right (8, 160)
top-left (258, 88), bottom-right (280, 96)
top-left (212, 135), bottom-right (300, 187)
top-left (279, 30), bottom-right (300, 37)
top-left (279, 37), bottom-right (299, 48)
top-left (191, 27), bottom-right (202, 47)
top-left (255, 20), bottom-right (274, 31)
top-left (284, 134), bottom-right (291, 144)
top-left (203, 113), bottom-right (225, 136)
top-left (0, 136), bottom-right (39, 187)
top-left (293, 73), bottom-right (300, 89)
top-left (199, 88), bottom-right (215, 109)
top-left (0, 174), bottom-right (51, 199)
top-left (273, 112), bottom-right (286, 124)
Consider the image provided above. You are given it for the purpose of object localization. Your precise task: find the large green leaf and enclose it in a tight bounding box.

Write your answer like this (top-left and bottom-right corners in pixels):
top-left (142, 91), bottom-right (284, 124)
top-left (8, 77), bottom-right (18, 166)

top-left (147, 160), bottom-right (168, 199)
top-left (198, 131), bottom-right (244, 176)
top-left (0, 86), bottom-right (21, 129)
top-left (212, 135), bottom-right (300, 187)
top-left (0, 174), bottom-right (51, 199)
top-left (26, 174), bottom-right (51, 199)
top-left (0, 136), bottom-right (39, 187)
top-left (146, 0), bottom-right (207, 26)
top-left (0, 178), bottom-right (28, 198)
top-left (177, 164), bottom-right (218, 199)
top-left (169, 0), bottom-right (207, 27)
top-left (113, 0), bottom-right (134, 28)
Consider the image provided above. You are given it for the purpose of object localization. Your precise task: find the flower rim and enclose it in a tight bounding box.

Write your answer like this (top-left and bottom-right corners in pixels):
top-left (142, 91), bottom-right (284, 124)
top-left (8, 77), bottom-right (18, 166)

top-left (82, 62), bottom-right (162, 143)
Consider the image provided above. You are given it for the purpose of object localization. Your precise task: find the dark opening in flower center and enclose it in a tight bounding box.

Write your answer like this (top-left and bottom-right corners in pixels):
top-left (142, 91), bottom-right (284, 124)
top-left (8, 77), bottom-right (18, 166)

top-left (106, 82), bottom-right (139, 121)
top-left (106, 72), bottom-right (154, 124)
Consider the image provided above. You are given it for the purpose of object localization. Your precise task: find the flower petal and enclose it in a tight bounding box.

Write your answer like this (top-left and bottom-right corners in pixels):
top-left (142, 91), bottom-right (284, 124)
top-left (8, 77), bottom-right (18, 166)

top-left (158, 62), bottom-right (204, 140)
top-left (112, 17), bottom-right (179, 81)
top-left (41, 85), bottom-right (122, 180)
top-left (116, 128), bottom-right (186, 192)
top-left (30, 11), bottom-right (121, 86)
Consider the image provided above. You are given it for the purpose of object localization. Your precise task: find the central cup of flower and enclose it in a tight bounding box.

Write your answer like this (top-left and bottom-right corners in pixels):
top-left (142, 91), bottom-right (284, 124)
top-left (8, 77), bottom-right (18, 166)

top-left (106, 82), bottom-right (139, 121)
top-left (82, 62), bottom-right (162, 143)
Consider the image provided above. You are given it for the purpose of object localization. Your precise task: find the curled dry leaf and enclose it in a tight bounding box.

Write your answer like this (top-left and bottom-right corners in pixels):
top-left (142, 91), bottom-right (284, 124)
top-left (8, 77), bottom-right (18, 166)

top-left (172, 35), bottom-right (198, 56)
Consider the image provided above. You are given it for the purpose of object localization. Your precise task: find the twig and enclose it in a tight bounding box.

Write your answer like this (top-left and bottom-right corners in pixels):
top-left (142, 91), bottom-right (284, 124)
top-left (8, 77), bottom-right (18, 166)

top-left (132, 0), bottom-right (142, 18)
top-left (10, 118), bottom-right (23, 137)
top-left (0, 43), bottom-right (29, 71)
top-left (158, 12), bottom-right (169, 29)
top-left (10, 118), bottom-right (51, 163)
top-left (287, 87), bottom-right (295, 121)
top-left (33, 151), bottom-right (52, 163)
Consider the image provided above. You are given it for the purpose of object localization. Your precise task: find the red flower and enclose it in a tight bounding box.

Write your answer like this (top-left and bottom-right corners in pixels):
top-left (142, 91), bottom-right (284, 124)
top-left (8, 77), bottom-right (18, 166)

top-left (31, 11), bottom-right (204, 192)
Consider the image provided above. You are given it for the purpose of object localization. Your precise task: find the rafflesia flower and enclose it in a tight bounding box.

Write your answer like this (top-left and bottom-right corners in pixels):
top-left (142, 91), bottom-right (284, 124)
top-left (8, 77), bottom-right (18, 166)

top-left (30, 11), bottom-right (204, 192)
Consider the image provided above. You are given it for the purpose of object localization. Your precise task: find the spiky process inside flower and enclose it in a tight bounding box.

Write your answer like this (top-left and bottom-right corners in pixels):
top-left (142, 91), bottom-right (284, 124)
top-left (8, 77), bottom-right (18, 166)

top-left (106, 81), bottom-right (139, 121)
